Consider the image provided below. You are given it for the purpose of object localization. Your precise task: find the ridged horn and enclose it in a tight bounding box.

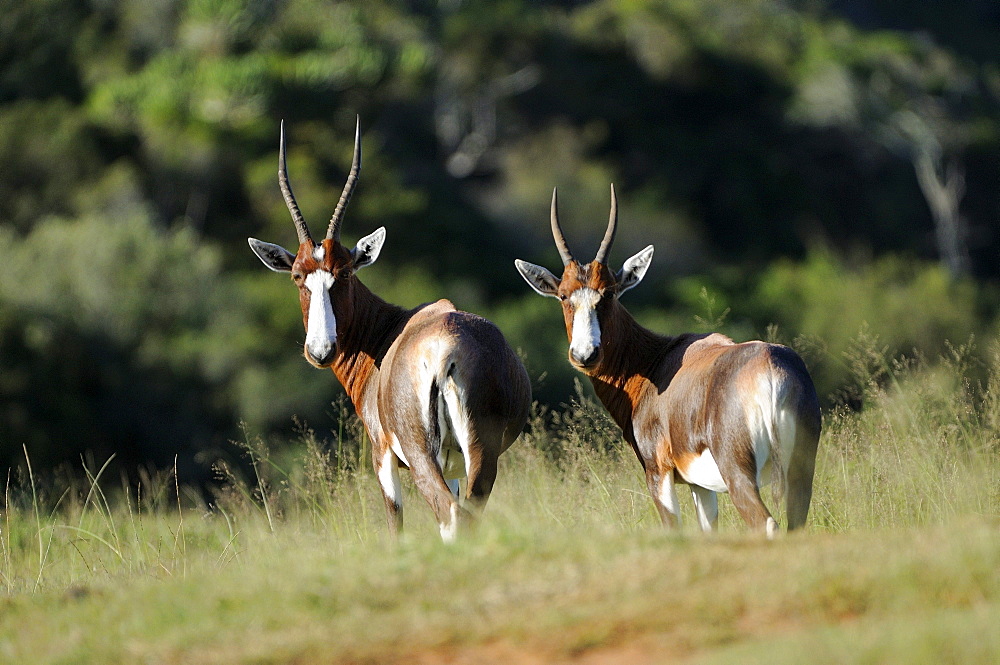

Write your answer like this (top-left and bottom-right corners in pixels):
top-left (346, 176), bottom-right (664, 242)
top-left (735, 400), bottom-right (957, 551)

top-left (593, 183), bottom-right (618, 265)
top-left (326, 116), bottom-right (362, 241)
top-left (550, 187), bottom-right (575, 266)
top-left (279, 120), bottom-right (313, 245)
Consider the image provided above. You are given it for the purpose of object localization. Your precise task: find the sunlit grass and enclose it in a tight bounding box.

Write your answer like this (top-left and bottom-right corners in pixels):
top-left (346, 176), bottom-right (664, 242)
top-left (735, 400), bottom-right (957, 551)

top-left (1, 341), bottom-right (999, 663)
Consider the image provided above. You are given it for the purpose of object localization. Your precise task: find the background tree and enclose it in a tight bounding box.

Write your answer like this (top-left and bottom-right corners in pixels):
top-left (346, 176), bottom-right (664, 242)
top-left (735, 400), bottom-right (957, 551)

top-left (0, 0), bottom-right (997, 482)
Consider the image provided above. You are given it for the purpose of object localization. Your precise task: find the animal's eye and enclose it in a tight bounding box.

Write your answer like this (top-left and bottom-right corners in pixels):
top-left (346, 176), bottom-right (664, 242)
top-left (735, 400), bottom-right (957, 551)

top-left (558, 293), bottom-right (568, 301)
top-left (292, 272), bottom-right (304, 282)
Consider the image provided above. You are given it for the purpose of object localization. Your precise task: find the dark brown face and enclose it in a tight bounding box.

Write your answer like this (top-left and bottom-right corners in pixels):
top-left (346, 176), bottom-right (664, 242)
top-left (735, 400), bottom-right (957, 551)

top-left (557, 261), bottom-right (618, 372)
top-left (291, 238), bottom-right (356, 368)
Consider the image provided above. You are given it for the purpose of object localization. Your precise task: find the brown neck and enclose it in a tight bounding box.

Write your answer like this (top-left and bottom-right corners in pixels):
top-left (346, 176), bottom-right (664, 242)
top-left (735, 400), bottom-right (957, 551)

top-left (329, 279), bottom-right (409, 408)
top-left (586, 300), bottom-right (681, 443)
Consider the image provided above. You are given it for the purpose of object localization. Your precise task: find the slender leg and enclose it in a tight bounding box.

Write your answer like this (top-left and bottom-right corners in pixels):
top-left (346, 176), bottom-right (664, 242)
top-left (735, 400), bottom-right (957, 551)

top-left (786, 429), bottom-right (818, 530)
top-left (727, 473), bottom-right (778, 538)
top-left (690, 485), bottom-right (719, 533)
top-left (408, 450), bottom-right (469, 542)
top-left (374, 447), bottom-right (403, 539)
top-left (713, 433), bottom-right (778, 537)
top-left (465, 451), bottom-right (497, 519)
top-left (645, 468), bottom-right (681, 528)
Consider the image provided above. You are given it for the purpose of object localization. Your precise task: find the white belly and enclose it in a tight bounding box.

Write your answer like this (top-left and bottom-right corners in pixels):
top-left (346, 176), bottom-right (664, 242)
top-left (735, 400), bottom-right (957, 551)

top-left (677, 449), bottom-right (728, 493)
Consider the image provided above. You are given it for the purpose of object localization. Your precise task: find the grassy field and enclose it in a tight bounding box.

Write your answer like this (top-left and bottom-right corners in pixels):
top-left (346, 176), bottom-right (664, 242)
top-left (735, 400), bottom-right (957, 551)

top-left (2, 344), bottom-right (999, 664)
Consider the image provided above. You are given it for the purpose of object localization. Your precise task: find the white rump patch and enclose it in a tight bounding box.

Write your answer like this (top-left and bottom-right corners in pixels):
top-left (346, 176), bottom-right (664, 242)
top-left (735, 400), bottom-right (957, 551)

top-left (569, 288), bottom-right (601, 362)
top-left (747, 373), bottom-right (796, 489)
top-left (304, 269), bottom-right (337, 361)
top-left (416, 338), bottom-right (448, 428)
top-left (441, 374), bottom-right (474, 481)
top-left (413, 338), bottom-right (471, 482)
top-left (678, 449), bottom-right (728, 493)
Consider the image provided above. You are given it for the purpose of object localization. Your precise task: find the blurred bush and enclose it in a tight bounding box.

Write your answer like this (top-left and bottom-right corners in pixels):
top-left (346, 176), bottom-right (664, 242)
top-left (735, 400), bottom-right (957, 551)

top-left (750, 250), bottom-right (987, 401)
top-left (0, 212), bottom-right (337, 482)
top-left (1, 0), bottom-right (999, 479)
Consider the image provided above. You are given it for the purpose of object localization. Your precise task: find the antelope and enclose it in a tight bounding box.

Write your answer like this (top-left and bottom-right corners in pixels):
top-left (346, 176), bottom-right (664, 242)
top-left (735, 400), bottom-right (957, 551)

top-left (515, 187), bottom-right (820, 537)
top-left (249, 120), bottom-right (531, 541)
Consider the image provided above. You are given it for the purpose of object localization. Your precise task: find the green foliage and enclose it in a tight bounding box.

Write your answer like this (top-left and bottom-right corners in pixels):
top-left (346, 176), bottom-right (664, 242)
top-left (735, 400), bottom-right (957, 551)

top-left (2, 0), bottom-right (1000, 477)
top-left (0, 0), bottom-right (89, 103)
top-left (0, 212), bottom-right (335, 478)
top-left (0, 100), bottom-right (105, 231)
top-left (751, 250), bottom-right (984, 401)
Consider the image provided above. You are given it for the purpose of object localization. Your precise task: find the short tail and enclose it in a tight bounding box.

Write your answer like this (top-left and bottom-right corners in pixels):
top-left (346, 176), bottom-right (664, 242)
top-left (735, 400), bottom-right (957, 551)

top-left (431, 361), bottom-right (471, 481)
top-left (766, 373), bottom-right (791, 509)
top-left (774, 369), bottom-right (821, 531)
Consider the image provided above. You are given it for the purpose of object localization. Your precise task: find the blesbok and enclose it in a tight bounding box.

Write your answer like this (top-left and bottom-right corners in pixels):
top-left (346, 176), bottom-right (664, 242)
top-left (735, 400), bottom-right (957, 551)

top-left (249, 120), bottom-right (531, 541)
top-left (515, 187), bottom-right (820, 537)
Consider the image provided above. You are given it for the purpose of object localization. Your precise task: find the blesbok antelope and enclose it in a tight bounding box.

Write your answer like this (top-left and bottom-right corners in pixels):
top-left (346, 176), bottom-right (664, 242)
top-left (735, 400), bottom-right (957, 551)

top-left (248, 120), bottom-right (531, 541)
top-left (515, 187), bottom-right (820, 537)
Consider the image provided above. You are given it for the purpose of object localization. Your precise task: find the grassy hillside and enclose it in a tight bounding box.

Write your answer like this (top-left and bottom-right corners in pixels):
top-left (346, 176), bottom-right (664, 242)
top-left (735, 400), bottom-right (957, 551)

top-left (1, 344), bottom-right (999, 664)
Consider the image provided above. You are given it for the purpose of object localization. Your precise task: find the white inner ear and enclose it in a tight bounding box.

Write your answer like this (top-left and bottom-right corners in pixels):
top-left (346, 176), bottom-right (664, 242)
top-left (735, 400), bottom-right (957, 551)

top-left (514, 259), bottom-right (560, 298)
top-left (618, 245), bottom-right (654, 294)
top-left (248, 238), bottom-right (294, 273)
top-left (353, 226), bottom-right (386, 270)
top-left (304, 270), bottom-right (337, 360)
top-left (569, 288), bottom-right (601, 361)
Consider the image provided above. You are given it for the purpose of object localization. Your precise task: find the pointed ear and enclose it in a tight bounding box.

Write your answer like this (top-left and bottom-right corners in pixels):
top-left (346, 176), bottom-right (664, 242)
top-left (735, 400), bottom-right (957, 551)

top-left (248, 238), bottom-right (295, 273)
top-left (616, 245), bottom-right (654, 295)
top-left (515, 259), bottom-right (561, 298)
top-left (351, 226), bottom-right (386, 271)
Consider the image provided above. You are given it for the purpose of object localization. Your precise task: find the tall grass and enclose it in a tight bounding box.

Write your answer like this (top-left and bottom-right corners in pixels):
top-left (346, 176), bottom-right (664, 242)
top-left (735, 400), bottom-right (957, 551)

top-left (810, 337), bottom-right (1000, 531)
top-left (1, 338), bottom-right (1000, 662)
top-left (2, 336), bottom-right (999, 597)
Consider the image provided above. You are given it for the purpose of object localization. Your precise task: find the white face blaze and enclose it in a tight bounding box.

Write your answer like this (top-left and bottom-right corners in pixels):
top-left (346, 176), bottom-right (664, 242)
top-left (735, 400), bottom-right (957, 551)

top-left (569, 287), bottom-right (602, 363)
top-left (304, 268), bottom-right (337, 363)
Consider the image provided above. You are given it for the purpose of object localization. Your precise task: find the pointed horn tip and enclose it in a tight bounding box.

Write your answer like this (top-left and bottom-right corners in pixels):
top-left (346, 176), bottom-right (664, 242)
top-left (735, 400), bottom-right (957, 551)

top-left (278, 121), bottom-right (288, 164)
top-left (353, 118), bottom-right (362, 157)
top-left (326, 117), bottom-right (363, 241)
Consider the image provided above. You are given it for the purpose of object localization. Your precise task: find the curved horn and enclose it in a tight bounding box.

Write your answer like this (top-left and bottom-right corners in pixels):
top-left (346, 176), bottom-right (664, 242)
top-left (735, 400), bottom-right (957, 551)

top-left (550, 187), bottom-right (575, 266)
top-left (326, 116), bottom-right (362, 241)
top-left (593, 183), bottom-right (618, 265)
top-left (279, 120), bottom-right (313, 245)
